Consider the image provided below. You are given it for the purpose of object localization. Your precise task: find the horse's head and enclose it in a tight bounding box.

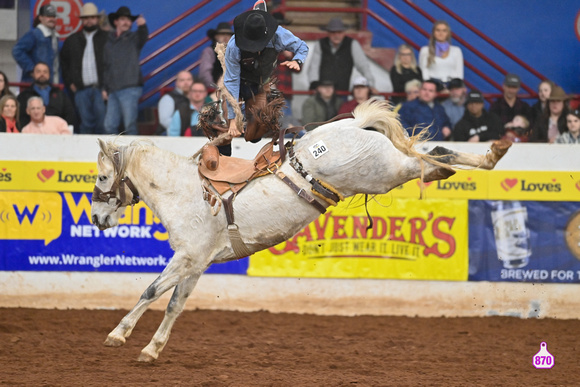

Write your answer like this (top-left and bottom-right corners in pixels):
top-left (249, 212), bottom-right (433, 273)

top-left (91, 139), bottom-right (140, 230)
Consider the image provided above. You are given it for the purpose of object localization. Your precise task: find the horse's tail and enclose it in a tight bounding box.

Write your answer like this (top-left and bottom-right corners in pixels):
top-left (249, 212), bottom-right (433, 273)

top-left (351, 100), bottom-right (455, 172)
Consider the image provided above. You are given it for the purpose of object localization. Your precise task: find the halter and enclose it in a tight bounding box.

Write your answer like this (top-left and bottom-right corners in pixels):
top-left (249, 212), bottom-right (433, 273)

top-left (91, 151), bottom-right (140, 209)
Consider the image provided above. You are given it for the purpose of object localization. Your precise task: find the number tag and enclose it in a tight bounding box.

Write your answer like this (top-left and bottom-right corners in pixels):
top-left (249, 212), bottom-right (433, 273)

top-left (308, 141), bottom-right (329, 159)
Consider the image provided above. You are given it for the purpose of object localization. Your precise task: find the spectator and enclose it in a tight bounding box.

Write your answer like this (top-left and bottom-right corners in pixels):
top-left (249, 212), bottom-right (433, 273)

top-left (489, 73), bottom-right (531, 126)
top-left (21, 96), bottom-right (72, 135)
top-left (393, 79), bottom-right (422, 113)
top-left (338, 76), bottom-right (373, 115)
top-left (199, 22), bottom-right (234, 89)
top-left (0, 71), bottom-right (14, 98)
top-left (17, 62), bottom-right (76, 127)
top-left (453, 90), bottom-right (503, 142)
top-left (503, 114), bottom-right (530, 143)
top-left (168, 81), bottom-right (207, 137)
top-left (441, 78), bottom-right (467, 128)
top-left (530, 79), bottom-right (555, 125)
top-left (555, 108), bottom-right (580, 144)
top-left (157, 71), bottom-right (193, 135)
top-left (12, 4), bottom-right (60, 84)
top-left (301, 80), bottom-right (342, 129)
top-left (529, 85), bottom-right (570, 143)
top-left (390, 44), bottom-right (422, 104)
top-left (398, 79), bottom-right (451, 141)
top-left (0, 95), bottom-right (22, 133)
top-left (224, 9), bottom-right (308, 143)
top-left (307, 18), bottom-right (376, 93)
top-left (102, 6), bottom-right (148, 135)
top-left (419, 20), bottom-right (463, 86)
top-left (60, 3), bottom-right (108, 134)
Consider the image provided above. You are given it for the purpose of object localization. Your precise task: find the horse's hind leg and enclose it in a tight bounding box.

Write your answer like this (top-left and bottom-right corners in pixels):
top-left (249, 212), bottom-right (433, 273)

top-left (428, 139), bottom-right (512, 170)
top-left (138, 273), bottom-right (201, 362)
top-left (104, 254), bottom-right (188, 347)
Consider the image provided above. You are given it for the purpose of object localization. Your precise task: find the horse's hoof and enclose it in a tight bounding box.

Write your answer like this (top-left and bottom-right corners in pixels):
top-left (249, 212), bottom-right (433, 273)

top-left (104, 334), bottom-right (126, 347)
top-left (138, 350), bottom-right (157, 363)
top-left (492, 139), bottom-right (512, 153)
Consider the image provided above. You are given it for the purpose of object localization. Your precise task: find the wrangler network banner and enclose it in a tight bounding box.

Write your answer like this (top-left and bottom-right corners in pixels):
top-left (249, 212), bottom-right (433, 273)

top-left (0, 191), bottom-right (248, 274)
top-left (249, 197), bottom-right (469, 280)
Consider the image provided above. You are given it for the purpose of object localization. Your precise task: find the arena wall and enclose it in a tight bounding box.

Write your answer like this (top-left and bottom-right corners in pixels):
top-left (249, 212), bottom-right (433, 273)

top-left (1, 134), bottom-right (579, 319)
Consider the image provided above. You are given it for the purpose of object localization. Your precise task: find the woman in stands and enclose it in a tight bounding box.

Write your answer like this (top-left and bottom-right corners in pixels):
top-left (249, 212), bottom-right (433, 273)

top-left (0, 95), bottom-right (21, 133)
top-left (530, 85), bottom-right (570, 143)
top-left (419, 20), bottom-right (463, 87)
top-left (555, 108), bottom-right (580, 144)
top-left (0, 71), bottom-right (14, 98)
top-left (530, 79), bottom-right (554, 125)
top-left (390, 44), bottom-right (422, 104)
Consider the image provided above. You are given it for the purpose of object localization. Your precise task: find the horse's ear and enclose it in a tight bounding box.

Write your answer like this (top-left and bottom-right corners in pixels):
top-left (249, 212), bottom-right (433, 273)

top-left (97, 138), bottom-right (108, 155)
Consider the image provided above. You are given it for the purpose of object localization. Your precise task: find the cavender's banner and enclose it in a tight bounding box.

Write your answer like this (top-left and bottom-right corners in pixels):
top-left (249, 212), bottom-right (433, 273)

top-left (249, 197), bottom-right (468, 280)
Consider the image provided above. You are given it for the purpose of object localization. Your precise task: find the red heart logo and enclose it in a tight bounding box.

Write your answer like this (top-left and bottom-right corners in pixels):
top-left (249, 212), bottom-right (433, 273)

top-left (576, 181), bottom-right (580, 191)
top-left (37, 169), bottom-right (55, 182)
top-left (501, 178), bottom-right (518, 191)
top-left (89, 169), bottom-right (94, 173)
top-left (1, 168), bottom-right (6, 172)
top-left (416, 180), bottom-right (433, 188)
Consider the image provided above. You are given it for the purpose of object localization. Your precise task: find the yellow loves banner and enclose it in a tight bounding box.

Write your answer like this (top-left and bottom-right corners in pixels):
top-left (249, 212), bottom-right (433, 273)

top-left (249, 198), bottom-right (469, 280)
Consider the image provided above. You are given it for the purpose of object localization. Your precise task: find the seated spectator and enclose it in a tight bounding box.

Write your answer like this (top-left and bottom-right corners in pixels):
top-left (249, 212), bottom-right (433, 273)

top-left (418, 20), bottom-right (463, 86)
top-left (530, 79), bottom-right (554, 126)
top-left (21, 96), bottom-right (72, 135)
top-left (555, 108), bottom-right (580, 144)
top-left (301, 80), bottom-right (342, 129)
top-left (398, 79), bottom-right (451, 140)
top-left (441, 78), bottom-right (466, 128)
top-left (530, 85), bottom-right (570, 143)
top-left (338, 76), bottom-right (373, 115)
top-left (489, 73), bottom-right (531, 126)
top-left (0, 71), bottom-right (14, 98)
top-left (0, 95), bottom-right (22, 133)
top-left (168, 81), bottom-right (207, 137)
top-left (157, 70), bottom-right (193, 135)
top-left (453, 90), bottom-right (503, 142)
top-left (393, 79), bottom-right (422, 113)
top-left (390, 44), bottom-right (422, 105)
top-left (503, 114), bottom-right (530, 142)
top-left (17, 62), bottom-right (77, 127)
top-left (199, 22), bottom-right (233, 89)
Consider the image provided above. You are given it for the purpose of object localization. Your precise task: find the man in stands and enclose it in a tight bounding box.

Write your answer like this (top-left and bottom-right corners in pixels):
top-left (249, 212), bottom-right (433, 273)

top-left (102, 6), bottom-right (148, 135)
top-left (441, 78), bottom-right (466, 129)
top-left (301, 80), bottom-right (342, 129)
top-left (21, 96), bottom-right (72, 135)
top-left (157, 71), bottom-right (193, 135)
top-left (307, 18), bottom-right (376, 94)
top-left (12, 4), bottom-right (60, 84)
top-left (17, 62), bottom-right (76, 127)
top-left (453, 90), bottom-right (503, 142)
top-left (398, 79), bottom-right (451, 141)
top-left (60, 3), bottom-right (108, 134)
top-left (489, 73), bottom-right (531, 126)
top-left (168, 81), bottom-right (208, 137)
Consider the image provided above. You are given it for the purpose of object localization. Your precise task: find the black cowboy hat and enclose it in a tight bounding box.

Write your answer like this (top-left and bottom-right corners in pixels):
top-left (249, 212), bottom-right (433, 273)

top-left (207, 22), bottom-right (234, 39)
top-left (233, 10), bottom-right (278, 53)
top-left (108, 6), bottom-right (138, 26)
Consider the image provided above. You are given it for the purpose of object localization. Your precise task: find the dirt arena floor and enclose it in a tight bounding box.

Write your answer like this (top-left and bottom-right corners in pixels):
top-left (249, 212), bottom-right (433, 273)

top-left (1, 308), bottom-right (578, 386)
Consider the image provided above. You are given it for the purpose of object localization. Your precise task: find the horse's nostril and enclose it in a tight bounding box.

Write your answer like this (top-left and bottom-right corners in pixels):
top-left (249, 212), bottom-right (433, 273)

top-left (104, 215), bottom-right (110, 226)
top-left (92, 215), bottom-right (98, 225)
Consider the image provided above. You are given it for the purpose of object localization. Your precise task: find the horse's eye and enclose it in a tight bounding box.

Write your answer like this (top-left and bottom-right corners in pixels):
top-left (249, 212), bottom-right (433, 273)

top-left (99, 176), bottom-right (107, 182)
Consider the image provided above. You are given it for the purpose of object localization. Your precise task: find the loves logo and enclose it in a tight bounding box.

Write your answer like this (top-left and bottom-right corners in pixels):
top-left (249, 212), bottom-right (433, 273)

top-left (501, 178), bottom-right (518, 191)
top-left (416, 181), bottom-right (434, 188)
top-left (37, 169), bottom-right (55, 182)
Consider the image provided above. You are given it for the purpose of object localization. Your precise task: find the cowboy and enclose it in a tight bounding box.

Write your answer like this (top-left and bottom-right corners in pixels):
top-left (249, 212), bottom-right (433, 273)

top-left (223, 9), bottom-right (308, 152)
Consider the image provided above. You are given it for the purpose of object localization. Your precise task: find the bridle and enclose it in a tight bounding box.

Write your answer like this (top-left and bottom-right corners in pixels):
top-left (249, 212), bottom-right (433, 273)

top-left (91, 151), bottom-right (140, 209)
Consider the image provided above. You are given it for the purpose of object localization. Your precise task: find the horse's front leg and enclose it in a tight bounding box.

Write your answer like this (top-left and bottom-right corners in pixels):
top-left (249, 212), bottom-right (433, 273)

top-left (103, 253), bottom-right (189, 347)
top-left (428, 139), bottom-right (512, 170)
top-left (138, 273), bottom-right (202, 362)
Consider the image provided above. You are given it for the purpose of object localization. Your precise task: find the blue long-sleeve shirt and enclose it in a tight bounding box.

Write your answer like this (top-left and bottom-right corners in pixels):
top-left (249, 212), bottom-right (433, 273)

top-left (398, 99), bottom-right (452, 141)
top-left (224, 26), bottom-right (308, 119)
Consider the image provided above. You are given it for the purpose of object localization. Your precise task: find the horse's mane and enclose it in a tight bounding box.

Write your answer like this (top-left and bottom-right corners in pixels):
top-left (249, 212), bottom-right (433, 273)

top-left (350, 100), bottom-right (455, 172)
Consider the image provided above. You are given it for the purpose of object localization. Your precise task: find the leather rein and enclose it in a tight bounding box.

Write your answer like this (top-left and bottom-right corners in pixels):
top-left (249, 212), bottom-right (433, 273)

top-left (91, 152), bottom-right (140, 209)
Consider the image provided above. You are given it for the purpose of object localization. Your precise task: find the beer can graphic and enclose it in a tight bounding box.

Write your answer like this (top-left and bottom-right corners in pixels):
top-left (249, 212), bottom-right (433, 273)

top-left (491, 200), bottom-right (532, 268)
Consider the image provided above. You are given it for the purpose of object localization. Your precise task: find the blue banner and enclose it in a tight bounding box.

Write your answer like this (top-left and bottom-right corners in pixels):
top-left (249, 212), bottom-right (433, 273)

top-left (468, 200), bottom-right (580, 283)
top-left (0, 191), bottom-right (248, 274)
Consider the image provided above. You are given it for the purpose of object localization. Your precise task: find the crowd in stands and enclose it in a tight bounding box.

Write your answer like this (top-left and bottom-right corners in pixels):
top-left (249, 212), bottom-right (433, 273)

top-left (2, 3), bottom-right (578, 145)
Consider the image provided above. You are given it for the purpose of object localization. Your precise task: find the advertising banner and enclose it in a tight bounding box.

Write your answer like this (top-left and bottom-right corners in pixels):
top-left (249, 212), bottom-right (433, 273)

top-left (468, 200), bottom-right (580, 283)
top-left (249, 197), bottom-right (469, 281)
top-left (0, 191), bottom-right (248, 274)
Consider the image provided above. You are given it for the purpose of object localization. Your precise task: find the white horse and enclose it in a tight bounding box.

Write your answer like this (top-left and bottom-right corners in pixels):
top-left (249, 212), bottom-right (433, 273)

top-left (91, 100), bottom-right (510, 362)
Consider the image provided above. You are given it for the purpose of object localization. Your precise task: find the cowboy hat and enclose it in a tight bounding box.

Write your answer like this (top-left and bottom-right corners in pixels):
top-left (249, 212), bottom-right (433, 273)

top-left (233, 10), bottom-right (278, 52)
top-left (108, 6), bottom-right (138, 26)
top-left (547, 85), bottom-right (571, 101)
top-left (207, 22), bottom-right (234, 39)
top-left (321, 18), bottom-right (348, 32)
top-left (80, 3), bottom-right (99, 18)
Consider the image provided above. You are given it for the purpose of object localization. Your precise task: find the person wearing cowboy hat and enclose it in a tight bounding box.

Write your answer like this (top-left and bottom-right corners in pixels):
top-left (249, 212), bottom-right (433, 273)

top-left (199, 22), bottom-right (234, 89)
top-left (489, 73), bottom-right (531, 127)
top-left (306, 18), bottom-right (376, 94)
top-left (223, 9), bottom-right (308, 147)
top-left (102, 6), bottom-right (148, 135)
top-left (60, 2), bottom-right (108, 134)
top-left (530, 85), bottom-right (571, 143)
